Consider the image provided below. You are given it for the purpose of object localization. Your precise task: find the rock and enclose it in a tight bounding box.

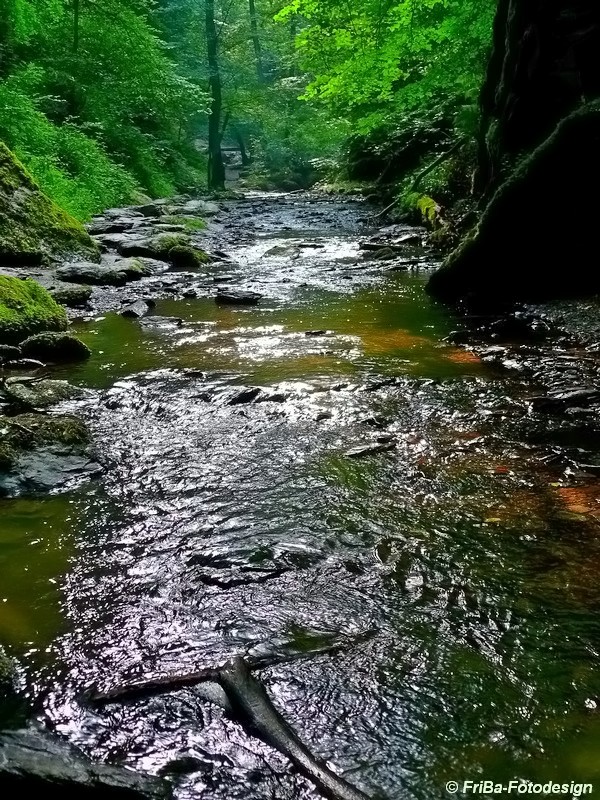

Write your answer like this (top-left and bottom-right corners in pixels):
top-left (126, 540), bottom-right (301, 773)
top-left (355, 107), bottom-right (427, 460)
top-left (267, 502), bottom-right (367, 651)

top-left (103, 208), bottom-right (144, 219)
top-left (55, 263), bottom-right (128, 286)
top-left (5, 359), bottom-right (45, 370)
top-left (0, 345), bottom-right (22, 362)
top-left (215, 289), bottom-right (262, 306)
top-left (87, 220), bottom-right (134, 235)
top-left (0, 142), bottom-right (98, 264)
top-left (182, 289), bottom-right (197, 298)
top-left (132, 203), bottom-right (166, 218)
top-left (345, 442), bottom-right (396, 458)
top-left (305, 330), bottom-right (328, 337)
top-left (118, 234), bottom-right (194, 262)
top-left (226, 387), bottom-right (262, 405)
top-left (0, 645), bottom-right (17, 697)
top-left (49, 284), bottom-right (92, 308)
top-left (120, 300), bottom-right (151, 319)
top-left (168, 245), bottom-right (210, 269)
top-left (139, 316), bottom-right (183, 330)
top-left (2, 379), bottom-right (87, 409)
top-left (55, 259), bottom-right (150, 286)
top-left (20, 333), bottom-right (91, 363)
top-left (0, 727), bottom-right (172, 798)
top-left (0, 277), bottom-right (67, 343)
top-left (167, 199), bottom-right (220, 217)
top-left (115, 258), bottom-right (153, 279)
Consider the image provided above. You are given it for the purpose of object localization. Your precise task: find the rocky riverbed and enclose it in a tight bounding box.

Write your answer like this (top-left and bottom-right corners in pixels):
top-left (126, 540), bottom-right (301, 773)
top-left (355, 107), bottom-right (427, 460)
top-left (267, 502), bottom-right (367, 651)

top-left (2, 191), bottom-right (600, 799)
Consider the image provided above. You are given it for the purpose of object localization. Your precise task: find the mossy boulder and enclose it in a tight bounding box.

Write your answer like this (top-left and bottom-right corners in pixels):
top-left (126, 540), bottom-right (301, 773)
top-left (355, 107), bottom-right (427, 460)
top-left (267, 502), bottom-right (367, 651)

top-left (49, 284), bottom-right (92, 308)
top-left (0, 277), bottom-right (67, 344)
top-left (168, 245), bottom-right (210, 269)
top-left (20, 333), bottom-right (91, 363)
top-left (0, 142), bottom-right (98, 265)
top-left (1, 379), bottom-right (87, 410)
top-left (0, 412), bottom-right (89, 469)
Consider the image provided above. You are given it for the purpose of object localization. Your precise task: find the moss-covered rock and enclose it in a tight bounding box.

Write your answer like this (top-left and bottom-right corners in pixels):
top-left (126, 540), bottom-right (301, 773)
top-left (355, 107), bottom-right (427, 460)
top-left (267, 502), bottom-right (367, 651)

top-left (0, 277), bottom-right (67, 343)
top-left (20, 333), bottom-right (91, 363)
top-left (0, 645), bottom-right (17, 697)
top-left (0, 142), bottom-right (99, 264)
top-left (168, 245), bottom-right (210, 269)
top-left (49, 284), bottom-right (92, 308)
top-left (1, 379), bottom-right (87, 410)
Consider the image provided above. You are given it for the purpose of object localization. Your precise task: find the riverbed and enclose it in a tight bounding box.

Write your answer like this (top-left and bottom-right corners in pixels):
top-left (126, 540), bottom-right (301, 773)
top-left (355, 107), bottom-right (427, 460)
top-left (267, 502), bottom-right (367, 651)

top-left (2, 193), bottom-right (600, 799)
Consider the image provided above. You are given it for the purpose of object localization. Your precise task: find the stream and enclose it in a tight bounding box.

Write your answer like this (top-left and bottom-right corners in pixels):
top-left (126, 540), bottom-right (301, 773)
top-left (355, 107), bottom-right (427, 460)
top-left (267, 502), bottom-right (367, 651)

top-left (2, 193), bottom-right (600, 799)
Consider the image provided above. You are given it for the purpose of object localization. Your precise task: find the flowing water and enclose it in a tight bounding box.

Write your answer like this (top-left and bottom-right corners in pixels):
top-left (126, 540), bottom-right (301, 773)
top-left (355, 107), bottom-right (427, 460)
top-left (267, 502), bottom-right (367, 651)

top-left (2, 195), bottom-right (600, 799)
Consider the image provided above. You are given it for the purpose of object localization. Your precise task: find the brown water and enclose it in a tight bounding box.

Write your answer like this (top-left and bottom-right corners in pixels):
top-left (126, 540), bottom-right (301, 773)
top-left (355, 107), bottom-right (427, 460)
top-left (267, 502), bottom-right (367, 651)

top-left (2, 195), bottom-right (600, 799)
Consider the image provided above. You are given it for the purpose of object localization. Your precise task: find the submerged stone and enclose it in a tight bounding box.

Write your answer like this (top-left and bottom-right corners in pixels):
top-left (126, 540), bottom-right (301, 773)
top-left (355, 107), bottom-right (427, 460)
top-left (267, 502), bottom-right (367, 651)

top-left (215, 289), bottom-right (262, 306)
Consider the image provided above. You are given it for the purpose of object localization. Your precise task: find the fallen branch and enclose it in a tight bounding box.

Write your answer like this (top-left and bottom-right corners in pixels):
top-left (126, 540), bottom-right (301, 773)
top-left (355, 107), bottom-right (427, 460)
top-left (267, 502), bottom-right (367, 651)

top-left (220, 656), bottom-right (371, 800)
top-left (86, 637), bottom-right (380, 800)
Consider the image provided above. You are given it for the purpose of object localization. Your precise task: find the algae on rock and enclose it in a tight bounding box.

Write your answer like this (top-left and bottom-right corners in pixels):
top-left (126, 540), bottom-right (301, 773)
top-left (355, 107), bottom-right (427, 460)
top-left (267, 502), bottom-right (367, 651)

top-left (0, 277), bottom-right (67, 343)
top-left (0, 142), bottom-right (98, 265)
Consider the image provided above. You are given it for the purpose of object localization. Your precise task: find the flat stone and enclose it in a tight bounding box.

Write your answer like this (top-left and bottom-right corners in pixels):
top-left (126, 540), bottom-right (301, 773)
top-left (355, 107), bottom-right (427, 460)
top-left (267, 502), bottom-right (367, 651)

top-left (215, 289), bottom-right (262, 306)
top-left (87, 220), bottom-right (134, 235)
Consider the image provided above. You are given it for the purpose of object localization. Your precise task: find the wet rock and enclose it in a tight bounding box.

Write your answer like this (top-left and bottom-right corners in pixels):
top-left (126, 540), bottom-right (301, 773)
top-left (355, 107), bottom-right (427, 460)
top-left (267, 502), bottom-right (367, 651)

top-left (120, 300), bottom-right (151, 319)
top-left (226, 387), bottom-right (262, 405)
top-left (0, 727), bottom-right (172, 799)
top-left (20, 332), bottom-right (91, 363)
top-left (345, 441), bottom-right (396, 458)
top-left (87, 220), bottom-right (134, 235)
top-left (0, 645), bottom-right (17, 698)
top-left (49, 284), bottom-right (92, 308)
top-left (139, 316), bottom-right (183, 330)
top-left (168, 245), bottom-right (210, 269)
top-left (167, 199), bottom-right (220, 217)
top-left (215, 289), bottom-right (262, 306)
top-left (182, 289), bottom-right (197, 299)
top-left (0, 345), bottom-right (22, 362)
top-left (531, 388), bottom-right (600, 412)
top-left (133, 203), bottom-right (166, 218)
top-left (0, 412), bottom-right (98, 496)
top-left (55, 262), bottom-right (128, 286)
top-left (305, 330), bottom-right (328, 337)
top-left (103, 207), bottom-right (144, 220)
top-left (2, 379), bottom-right (87, 409)
top-left (5, 359), bottom-right (45, 370)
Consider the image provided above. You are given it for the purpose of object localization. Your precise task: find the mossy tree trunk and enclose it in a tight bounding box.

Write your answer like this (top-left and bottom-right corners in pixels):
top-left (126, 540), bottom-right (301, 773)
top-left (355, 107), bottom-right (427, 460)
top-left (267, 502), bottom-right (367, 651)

top-left (429, 0), bottom-right (600, 305)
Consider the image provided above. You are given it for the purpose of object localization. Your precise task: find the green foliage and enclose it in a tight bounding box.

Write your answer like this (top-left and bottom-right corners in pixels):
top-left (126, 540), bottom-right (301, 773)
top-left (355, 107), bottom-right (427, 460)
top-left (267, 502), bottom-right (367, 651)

top-left (0, 277), bottom-right (68, 343)
top-left (0, 0), bottom-right (209, 218)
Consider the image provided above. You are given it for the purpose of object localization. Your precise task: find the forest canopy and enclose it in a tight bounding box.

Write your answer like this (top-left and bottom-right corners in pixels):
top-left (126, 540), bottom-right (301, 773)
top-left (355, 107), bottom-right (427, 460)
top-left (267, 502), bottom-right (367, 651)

top-left (0, 0), bottom-right (495, 219)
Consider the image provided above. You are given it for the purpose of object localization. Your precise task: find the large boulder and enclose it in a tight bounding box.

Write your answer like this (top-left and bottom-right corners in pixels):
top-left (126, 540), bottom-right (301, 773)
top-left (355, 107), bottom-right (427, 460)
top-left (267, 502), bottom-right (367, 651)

top-left (0, 277), bottom-right (67, 343)
top-left (0, 143), bottom-right (98, 265)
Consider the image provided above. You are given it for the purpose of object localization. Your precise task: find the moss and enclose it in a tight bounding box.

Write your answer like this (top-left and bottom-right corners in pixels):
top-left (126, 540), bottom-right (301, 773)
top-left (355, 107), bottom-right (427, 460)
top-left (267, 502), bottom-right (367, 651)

top-left (0, 413), bottom-right (89, 473)
top-left (49, 284), bottom-right (92, 308)
top-left (20, 332), bottom-right (91, 363)
top-left (162, 216), bottom-right (207, 232)
top-left (0, 277), bottom-right (67, 344)
top-left (168, 245), bottom-right (211, 268)
top-left (151, 234), bottom-right (191, 255)
top-left (0, 142), bottom-right (99, 264)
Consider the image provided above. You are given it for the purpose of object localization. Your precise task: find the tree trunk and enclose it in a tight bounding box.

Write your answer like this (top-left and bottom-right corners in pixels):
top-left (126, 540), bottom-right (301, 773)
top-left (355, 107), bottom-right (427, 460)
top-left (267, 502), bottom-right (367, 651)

top-left (233, 126), bottom-right (251, 166)
top-left (248, 0), bottom-right (265, 83)
top-left (73, 0), bottom-right (80, 53)
top-left (206, 0), bottom-right (225, 192)
top-left (428, 0), bottom-right (600, 305)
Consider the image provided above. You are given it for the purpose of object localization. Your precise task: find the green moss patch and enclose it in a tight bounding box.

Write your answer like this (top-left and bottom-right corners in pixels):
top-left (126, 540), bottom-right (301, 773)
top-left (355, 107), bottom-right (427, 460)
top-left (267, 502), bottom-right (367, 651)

top-left (0, 142), bottom-right (99, 264)
top-left (0, 277), bottom-right (67, 344)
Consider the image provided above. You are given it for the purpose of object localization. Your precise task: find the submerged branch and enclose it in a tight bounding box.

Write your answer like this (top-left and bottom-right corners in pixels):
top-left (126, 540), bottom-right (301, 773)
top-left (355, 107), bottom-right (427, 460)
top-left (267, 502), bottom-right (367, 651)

top-left (85, 636), bottom-right (380, 800)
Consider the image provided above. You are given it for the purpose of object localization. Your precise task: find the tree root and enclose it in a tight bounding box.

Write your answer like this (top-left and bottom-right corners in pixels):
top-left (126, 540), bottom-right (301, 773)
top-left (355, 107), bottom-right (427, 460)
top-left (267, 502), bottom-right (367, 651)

top-left (85, 642), bottom-right (380, 800)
